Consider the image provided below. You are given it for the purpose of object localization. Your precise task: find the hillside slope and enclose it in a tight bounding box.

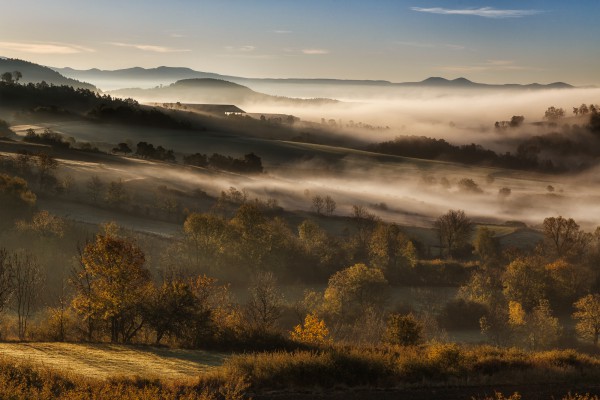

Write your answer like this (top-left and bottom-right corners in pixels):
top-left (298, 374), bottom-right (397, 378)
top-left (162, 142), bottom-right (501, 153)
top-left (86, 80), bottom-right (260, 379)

top-left (109, 78), bottom-right (337, 105)
top-left (0, 58), bottom-right (96, 90)
top-left (0, 343), bottom-right (225, 380)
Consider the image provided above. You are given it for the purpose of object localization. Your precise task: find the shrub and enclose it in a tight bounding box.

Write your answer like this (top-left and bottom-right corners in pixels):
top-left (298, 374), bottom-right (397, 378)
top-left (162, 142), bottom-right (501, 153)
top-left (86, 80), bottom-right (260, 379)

top-left (383, 313), bottom-right (423, 346)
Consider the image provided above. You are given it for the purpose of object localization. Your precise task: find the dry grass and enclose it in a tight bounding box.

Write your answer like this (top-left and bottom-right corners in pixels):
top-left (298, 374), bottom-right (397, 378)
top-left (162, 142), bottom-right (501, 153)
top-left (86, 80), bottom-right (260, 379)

top-left (0, 342), bottom-right (227, 380)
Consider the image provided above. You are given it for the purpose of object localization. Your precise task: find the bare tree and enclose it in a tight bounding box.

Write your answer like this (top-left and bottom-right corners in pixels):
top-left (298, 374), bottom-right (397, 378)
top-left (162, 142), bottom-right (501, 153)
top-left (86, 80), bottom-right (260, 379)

top-left (106, 179), bottom-right (129, 207)
top-left (86, 175), bottom-right (104, 204)
top-left (434, 209), bottom-right (472, 258)
top-left (35, 153), bottom-right (58, 189)
top-left (312, 195), bottom-right (324, 215)
top-left (245, 272), bottom-right (284, 333)
top-left (324, 195), bottom-right (336, 216)
top-left (12, 251), bottom-right (43, 340)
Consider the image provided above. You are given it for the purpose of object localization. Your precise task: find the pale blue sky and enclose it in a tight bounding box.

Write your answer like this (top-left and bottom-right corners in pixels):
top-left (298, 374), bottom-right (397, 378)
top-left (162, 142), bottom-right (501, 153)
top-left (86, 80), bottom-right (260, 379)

top-left (0, 0), bottom-right (598, 84)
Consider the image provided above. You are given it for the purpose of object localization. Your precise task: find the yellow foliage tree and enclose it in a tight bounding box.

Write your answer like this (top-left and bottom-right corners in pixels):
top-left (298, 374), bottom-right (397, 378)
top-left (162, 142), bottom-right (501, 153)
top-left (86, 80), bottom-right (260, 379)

top-left (71, 227), bottom-right (152, 343)
top-left (290, 313), bottom-right (331, 345)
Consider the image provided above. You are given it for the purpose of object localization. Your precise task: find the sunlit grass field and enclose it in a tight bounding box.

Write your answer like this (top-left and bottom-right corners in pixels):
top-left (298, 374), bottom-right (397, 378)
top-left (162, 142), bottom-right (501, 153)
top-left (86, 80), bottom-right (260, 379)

top-left (0, 343), bottom-right (226, 380)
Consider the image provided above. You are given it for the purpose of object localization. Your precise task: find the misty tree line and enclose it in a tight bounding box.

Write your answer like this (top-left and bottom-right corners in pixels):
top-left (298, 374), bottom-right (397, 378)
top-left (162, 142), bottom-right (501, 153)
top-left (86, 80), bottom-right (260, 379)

top-left (371, 103), bottom-right (600, 173)
top-left (0, 75), bottom-right (191, 130)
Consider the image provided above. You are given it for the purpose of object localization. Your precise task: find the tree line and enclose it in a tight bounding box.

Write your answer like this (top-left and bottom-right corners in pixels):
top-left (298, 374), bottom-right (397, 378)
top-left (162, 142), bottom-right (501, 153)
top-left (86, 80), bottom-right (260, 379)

top-left (0, 78), bottom-right (189, 130)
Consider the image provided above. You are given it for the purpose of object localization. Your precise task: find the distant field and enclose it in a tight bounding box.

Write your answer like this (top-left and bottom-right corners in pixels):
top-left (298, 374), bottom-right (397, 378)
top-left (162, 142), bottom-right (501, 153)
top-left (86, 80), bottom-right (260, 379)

top-left (0, 343), bottom-right (227, 380)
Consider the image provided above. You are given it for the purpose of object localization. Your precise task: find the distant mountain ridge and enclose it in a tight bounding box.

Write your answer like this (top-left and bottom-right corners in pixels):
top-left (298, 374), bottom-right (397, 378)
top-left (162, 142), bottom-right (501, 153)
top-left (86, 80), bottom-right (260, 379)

top-left (54, 66), bottom-right (573, 91)
top-left (0, 58), bottom-right (96, 91)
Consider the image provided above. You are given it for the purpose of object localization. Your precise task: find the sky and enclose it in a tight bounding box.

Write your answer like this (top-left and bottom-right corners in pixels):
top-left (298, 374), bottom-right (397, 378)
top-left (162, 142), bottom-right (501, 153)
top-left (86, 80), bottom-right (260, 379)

top-left (0, 0), bottom-right (599, 85)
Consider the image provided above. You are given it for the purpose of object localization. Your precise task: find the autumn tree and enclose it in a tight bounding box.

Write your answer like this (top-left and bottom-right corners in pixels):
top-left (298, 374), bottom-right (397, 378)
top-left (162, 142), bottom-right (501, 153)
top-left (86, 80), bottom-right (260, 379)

top-left (144, 275), bottom-right (216, 346)
top-left (508, 299), bottom-right (561, 350)
top-left (290, 313), bottom-right (331, 345)
top-left (230, 203), bottom-right (271, 271)
top-left (298, 220), bottom-right (342, 273)
top-left (368, 223), bottom-right (416, 281)
top-left (146, 279), bottom-right (194, 344)
top-left (502, 257), bottom-right (549, 310)
top-left (542, 216), bottom-right (591, 260)
top-left (183, 212), bottom-right (228, 272)
top-left (72, 227), bottom-right (152, 343)
top-left (546, 259), bottom-right (593, 303)
top-left (434, 209), bottom-right (472, 258)
top-left (573, 294), bottom-right (600, 346)
top-left (323, 263), bottom-right (389, 321)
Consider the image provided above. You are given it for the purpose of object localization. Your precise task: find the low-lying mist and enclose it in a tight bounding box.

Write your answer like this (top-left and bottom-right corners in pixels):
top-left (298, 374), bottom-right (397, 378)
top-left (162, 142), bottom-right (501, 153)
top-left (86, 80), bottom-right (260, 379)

top-left (244, 87), bottom-right (600, 148)
top-left (56, 150), bottom-right (600, 232)
top-left (118, 83), bottom-right (600, 153)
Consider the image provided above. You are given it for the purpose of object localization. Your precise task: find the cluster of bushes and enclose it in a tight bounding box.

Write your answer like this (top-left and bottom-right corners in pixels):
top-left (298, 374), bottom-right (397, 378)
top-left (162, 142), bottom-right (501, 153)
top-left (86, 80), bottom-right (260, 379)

top-left (0, 172), bottom-right (36, 207)
top-left (224, 345), bottom-right (600, 391)
top-left (367, 135), bottom-right (556, 171)
top-left (184, 152), bottom-right (264, 174)
top-left (135, 141), bottom-right (176, 162)
top-left (23, 128), bottom-right (71, 148)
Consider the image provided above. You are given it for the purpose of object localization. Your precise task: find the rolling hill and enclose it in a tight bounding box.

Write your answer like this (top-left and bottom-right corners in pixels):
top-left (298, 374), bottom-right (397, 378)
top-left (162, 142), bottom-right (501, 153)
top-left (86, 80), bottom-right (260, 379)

top-left (108, 78), bottom-right (338, 105)
top-left (0, 58), bottom-right (96, 90)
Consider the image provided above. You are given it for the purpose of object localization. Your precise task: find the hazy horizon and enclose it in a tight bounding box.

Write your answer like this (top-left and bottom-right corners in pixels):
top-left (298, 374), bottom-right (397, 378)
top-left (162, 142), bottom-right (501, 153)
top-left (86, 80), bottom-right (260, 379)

top-left (1, 1), bottom-right (599, 86)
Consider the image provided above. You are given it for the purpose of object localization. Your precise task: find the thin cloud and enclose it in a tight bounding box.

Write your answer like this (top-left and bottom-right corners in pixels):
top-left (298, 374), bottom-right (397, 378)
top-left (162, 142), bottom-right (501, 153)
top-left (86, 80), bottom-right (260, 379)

top-left (397, 41), bottom-right (435, 48)
top-left (0, 41), bottom-right (94, 54)
top-left (217, 53), bottom-right (275, 60)
top-left (445, 44), bottom-right (466, 50)
top-left (411, 7), bottom-right (543, 18)
top-left (109, 42), bottom-right (190, 53)
top-left (397, 41), bottom-right (465, 50)
top-left (225, 45), bottom-right (256, 52)
top-left (302, 49), bottom-right (330, 55)
top-left (273, 30), bottom-right (292, 34)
